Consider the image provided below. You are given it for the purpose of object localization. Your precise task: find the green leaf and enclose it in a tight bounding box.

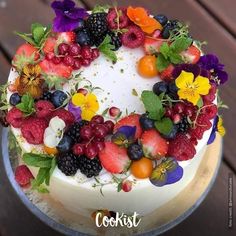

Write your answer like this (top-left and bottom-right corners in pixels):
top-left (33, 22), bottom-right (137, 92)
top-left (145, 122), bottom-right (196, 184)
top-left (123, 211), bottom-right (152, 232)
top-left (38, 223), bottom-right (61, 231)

top-left (16, 93), bottom-right (35, 115)
top-left (169, 53), bottom-right (183, 64)
top-left (170, 37), bottom-right (192, 54)
top-left (35, 185), bottom-right (49, 193)
top-left (14, 31), bottom-right (36, 46)
top-left (160, 42), bottom-right (170, 59)
top-left (141, 91), bottom-right (163, 121)
top-left (155, 118), bottom-right (173, 135)
top-left (92, 4), bottom-right (111, 13)
top-left (156, 54), bottom-right (170, 72)
top-left (33, 25), bottom-right (45, 44)
top-left (32, 168), bottom-right (49, 188)
top-left (49, 157), bottom-right (56, 177)
top-left (117, 182), bottom-right (122, 192)
top-left (23, 153), bottom-right (52, 168)
top-left (31, 23), bottom-right (42, 33)
top-left (197, 97), bottom-right (203, 108)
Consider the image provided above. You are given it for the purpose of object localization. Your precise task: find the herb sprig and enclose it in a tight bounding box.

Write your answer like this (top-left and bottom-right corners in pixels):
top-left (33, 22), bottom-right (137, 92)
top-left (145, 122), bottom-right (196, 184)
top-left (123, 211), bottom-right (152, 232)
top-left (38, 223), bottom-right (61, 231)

top-left (16, 93), bottom-right (35, 116)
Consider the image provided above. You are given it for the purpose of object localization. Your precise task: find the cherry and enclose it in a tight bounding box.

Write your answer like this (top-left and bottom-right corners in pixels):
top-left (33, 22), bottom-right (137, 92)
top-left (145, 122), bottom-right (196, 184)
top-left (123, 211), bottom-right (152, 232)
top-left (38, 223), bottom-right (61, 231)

top-left (104, 120), bottom-right (114, 134)
top-left (93, 141), bottom-right (105, 152)
top-left (69, 44), bottom-right (81, 56)
top-left (80, 125), bottom-right (93, 141)
top-left (93, 124), bottom-right (108, 139)
top-left (73, 59), bottom-right (82, 70)
top-left (91, 115), bottom-right (104, 124)
top-left (91, 48), bottom-right (100, 60)
top-left (63, 55), bottom-right (75, 67)
top-left (72, 143), bottom-right (84, 156)
top-left (45, 52), bottom-right (54, 60)
top-left (81, 46), bottom-right (92, 59)
top-left (173, 102), bottom-right (185, 114)
top-left (85, 143), bottom-right (98, 159)
top-left (52, 56), bottom-right (62, 64)
top-left (58, 43), bottom-right (69, 55)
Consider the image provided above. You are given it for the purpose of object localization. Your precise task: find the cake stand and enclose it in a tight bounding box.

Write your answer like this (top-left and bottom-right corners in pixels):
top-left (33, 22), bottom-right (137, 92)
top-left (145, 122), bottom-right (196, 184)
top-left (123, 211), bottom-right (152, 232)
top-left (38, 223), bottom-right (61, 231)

top-left (1, 127), bottom-right (223, 236)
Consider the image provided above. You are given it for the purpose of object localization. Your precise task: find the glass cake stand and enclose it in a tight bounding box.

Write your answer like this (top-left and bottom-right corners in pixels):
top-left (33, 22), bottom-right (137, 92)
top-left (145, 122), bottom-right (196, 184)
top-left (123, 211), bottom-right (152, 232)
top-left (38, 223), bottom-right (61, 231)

top-left (1, 127), bottom-right (223, 236)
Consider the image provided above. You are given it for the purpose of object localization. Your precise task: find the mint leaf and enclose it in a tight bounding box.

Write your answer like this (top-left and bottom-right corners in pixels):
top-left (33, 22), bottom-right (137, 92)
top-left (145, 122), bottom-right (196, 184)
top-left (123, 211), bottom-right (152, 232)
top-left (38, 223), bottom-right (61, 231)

top-left (23, 153), bottom-right (53, 168)
top-left (92, 4), bottom-right (111, 13)
top-left (156, 54), bottom-right (170, 72)
top-left (35, 185), bottom-right (49, 193)
top-left (32, 168), bottom-right (49, 189)
top-left (155, 118), bottom-right (173, 135)
top-left (170, 37), bottom-right (192, 54)
top-left (169, 53), bottom-right (183, 64)
top-left (141, 91), bottom-right (163, 120)
top-left (49, 157), bottom-right (56, 177)
top-left (159, 42), bottom-right (170, 59)
top-left (33, 25), bottom-right (45, 43)
top-left (14, 31), bottom-right (36, 46)
top-left (16, 93), bottom-right (35, 116)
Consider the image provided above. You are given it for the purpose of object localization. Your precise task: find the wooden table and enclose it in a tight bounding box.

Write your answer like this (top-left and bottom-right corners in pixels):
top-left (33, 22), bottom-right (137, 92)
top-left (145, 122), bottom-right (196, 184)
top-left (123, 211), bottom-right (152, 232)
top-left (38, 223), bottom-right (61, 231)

top-left (0, 0), bottom-right (235, 235)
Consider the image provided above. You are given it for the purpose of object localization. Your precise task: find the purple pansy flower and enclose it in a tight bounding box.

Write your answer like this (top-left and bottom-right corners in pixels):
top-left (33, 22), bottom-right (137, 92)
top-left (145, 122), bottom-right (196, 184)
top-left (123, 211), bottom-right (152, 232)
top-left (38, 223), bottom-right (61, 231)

top-left (197, 54), bottom-right (228, 85)
top-left (207, 116), bottom-right (218, 145)
top-left (68, 101), bottom-right (82, 121)
top-left (51, 0), bottom-right (88, 32)
top-left (111, 126), bottom-right (136, 146)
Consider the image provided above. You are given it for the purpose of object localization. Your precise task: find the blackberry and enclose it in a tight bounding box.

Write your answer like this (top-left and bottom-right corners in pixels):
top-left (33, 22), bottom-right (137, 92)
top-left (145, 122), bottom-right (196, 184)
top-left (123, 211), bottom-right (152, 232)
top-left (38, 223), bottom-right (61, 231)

top-left (177, 117), bottom-right (190, 133)
top-left (42, 91), bottom-right (52, 101)
top-left (57, 152), bottom-right (79, 176)
top-left (78, 155), bottom-right (102, 178)
top-left (75, 27), bottom-right (94, 46)
top-left (66, 120), bottom-right (89, 143)
top-left (86, 13), bottom-right (108, 38)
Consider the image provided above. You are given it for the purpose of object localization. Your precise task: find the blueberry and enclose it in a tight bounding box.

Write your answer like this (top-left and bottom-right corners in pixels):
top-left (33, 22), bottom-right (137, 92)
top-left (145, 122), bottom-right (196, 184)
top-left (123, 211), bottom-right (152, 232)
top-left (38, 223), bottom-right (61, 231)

top-left (51, 90), bottom-right (68, 108)
top-left (167, 81), bottom-right (179, 99)
top-left (153, 81), bottom-right (168, 96)
top-left (9, 93), bottom-right (21, 106)
top-left (139, 114), bottom-right (155, 131)
top-left (162, 125), bottom-right (178, 140)
top-left (76, 28), bottom-right (93, 46)
top-left (57, 135), bottom-right (74, 153)
top-left (154, 14), bottom-right (168, 26)
top-left (161, 25), bottom-right (171, 39)
top-left (127, 143), bottom-right (144, 161)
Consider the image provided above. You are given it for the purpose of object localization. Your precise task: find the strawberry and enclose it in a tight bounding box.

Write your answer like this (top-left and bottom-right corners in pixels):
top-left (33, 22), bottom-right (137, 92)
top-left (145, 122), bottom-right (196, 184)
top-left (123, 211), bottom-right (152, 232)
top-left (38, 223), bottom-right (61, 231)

top-left (140, 129), bottom-right (168, 159)
top-left (57, 32), bottom-right (76, 44)
top-left (114, 114), bottom-right (142, 140)
top-left (181, 45), bottom-right (201, 64)
top-left (15, 165), bottom-right (34, 187)
top-left (160, 64), bottom-right (175, 81)
top-left (99, 142), bottom-right (131, 174)
top-left (144, 37), bottom-right (163, 55)
top-left (43, 37), bottom-right (57, 54)
top-left (39, 59), bottom-right (72, 78)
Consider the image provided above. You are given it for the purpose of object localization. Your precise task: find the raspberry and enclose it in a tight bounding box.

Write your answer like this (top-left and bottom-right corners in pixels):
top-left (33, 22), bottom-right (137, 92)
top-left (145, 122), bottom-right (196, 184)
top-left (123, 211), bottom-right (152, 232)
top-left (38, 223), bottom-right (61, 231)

top-left (168, 134), bottom-right (196, 161)
top-left (121, 25), bottom-right (145, 48)
top-left (15, 165), bottom-right (34, 187)
top-left (6, 107), bottom-right (24, 128)
top-left (107, 8), bottom-right (129, 29)
top-left (201, 104), bottom-right (217, 119)
top-left (36, 100), bottom-right (55, 118)
top-left (21, 118), bottom-right (48, 144)
top-left (202, 83), bottom-right (217, 104)
top-left (51, 109), bottom-right (75, 127)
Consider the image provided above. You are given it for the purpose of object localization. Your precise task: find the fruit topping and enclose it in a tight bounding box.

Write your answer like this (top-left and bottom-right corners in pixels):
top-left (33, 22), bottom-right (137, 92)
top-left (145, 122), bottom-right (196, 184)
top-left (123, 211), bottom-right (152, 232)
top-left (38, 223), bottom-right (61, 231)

top-left (51, 108), bottom-right (75, 127)
top-left (121, 180), bottom-right (132, 192)
top-left (130, 157), bottom-right (153, 179)
top-left (139, 113), bottom-right (155, 131)
top-left (9, 93), bottom-right (21, 106)
top-left (153, 14), bottom-right (168, 26)
top-left (138, 55), bottom-right (158, 78)
top-left (107, 8), bottom-right (129, 30)
top-left (35, 100), bottom-right (55, 119)
top-left (50, 90), bottom-right (68, 108)
top-left (15, 165), bottom-right (34, 187)
top-left (181, 45), bottom-right (201, 64)
top-left (6, 107), bottom-right (24, 128)
top-left (127, 143), bottom-right (144, 161)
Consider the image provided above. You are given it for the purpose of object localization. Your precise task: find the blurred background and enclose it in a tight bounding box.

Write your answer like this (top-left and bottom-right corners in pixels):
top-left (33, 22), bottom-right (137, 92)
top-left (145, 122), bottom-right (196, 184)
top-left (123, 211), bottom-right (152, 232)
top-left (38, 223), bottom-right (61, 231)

top-left (0, 0), bottom-right (235, 235)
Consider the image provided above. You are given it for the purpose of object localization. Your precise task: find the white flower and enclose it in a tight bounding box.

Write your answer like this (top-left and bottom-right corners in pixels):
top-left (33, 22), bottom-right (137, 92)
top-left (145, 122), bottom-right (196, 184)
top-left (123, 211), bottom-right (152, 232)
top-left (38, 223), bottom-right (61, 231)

top-left (44, 116), bottom-right (66, 148)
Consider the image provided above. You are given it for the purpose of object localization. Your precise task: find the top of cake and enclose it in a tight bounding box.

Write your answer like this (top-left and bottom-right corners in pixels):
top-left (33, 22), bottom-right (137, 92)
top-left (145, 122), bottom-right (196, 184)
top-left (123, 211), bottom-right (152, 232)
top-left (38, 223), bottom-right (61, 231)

top-left (1, 0), bottom-right (228, 193)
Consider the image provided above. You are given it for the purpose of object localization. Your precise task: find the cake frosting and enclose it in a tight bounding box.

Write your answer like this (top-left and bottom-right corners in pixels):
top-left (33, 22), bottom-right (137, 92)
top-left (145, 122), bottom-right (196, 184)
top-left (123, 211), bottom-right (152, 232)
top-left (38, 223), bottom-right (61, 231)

top-left (1, 0), bottom-right (228, 223)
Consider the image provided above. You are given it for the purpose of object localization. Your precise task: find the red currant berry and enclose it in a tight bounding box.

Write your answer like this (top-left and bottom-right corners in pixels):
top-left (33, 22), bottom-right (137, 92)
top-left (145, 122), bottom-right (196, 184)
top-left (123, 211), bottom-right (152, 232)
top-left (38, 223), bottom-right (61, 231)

top-left (93, 141), bottom-right (105, 152)
top-left (72, 143), bottom-right (84, 156)
top-left (63, 55), bottom-right (75, 67)
top-left (104, 120), bottom-right (114, 134)
top-left (165, 107), bottom-right (173, 118)
top-left (45, 52), bottom-right (54, 60)
top-left (80, 125), bottom-right (93, 141)
top-left (77, 88), bottom-right (88, 96)
top-left (91, 48), bottom-right (100, 60)
top-left (58, 43), bottom-right (69, 55)
top-left (172, 113), bottom-right (182, 124)
top-left (93, 137), bottom-right (105, 142)
top-left (52, 56), bottom-right (62, 64)
top-left (121, 180), bottom-right (132, 192)
top-left (91, 115), bottom-right (104, 124)
top-left (94, 124), bottom-right (108, 139)
top-left (81, 46), bottom-right (92, 59)
top-left (85, 143), bottom-right (98, 159)
top-left (184, 106), bottom-right (194, 117)
top-left (73, 59), bottom-right (82, 70)
top-left (81, 58), bottom-right (91, 67)
top-left (69, 44), bottom-right (81, 56)
top-left (173, 102), bottom-right (185, 114)
top-left (89, 121), bottom-right (97, 128)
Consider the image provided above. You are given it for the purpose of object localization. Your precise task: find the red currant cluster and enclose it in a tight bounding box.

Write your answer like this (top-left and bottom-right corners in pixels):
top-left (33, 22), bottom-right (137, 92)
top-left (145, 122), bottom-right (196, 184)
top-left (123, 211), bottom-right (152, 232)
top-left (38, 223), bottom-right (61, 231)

top-left (45, 43), bottom-right (100, 70)
top-left (165, 102), bottom-right (197, 124)
top-left (72, 115), bottom-right (114, 159)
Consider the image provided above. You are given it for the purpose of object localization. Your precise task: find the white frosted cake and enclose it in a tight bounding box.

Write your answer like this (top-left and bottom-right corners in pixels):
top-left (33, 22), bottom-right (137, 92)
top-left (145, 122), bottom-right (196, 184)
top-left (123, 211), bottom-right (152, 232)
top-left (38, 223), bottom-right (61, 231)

top-left (2, 0), bottom-right (228, 222)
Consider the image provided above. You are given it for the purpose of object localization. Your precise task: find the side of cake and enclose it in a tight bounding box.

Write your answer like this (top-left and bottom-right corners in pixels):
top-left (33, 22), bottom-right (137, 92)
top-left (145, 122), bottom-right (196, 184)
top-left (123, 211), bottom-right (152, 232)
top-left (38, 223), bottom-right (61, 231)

top-left (0, 0), bottom-right (228, 220)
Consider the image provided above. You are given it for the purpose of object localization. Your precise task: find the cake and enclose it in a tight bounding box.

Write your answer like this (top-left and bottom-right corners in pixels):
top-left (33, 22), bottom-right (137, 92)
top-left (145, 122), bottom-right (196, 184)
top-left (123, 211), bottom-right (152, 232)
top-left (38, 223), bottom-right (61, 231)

top-left (1, 0), bottom-right (228, 223)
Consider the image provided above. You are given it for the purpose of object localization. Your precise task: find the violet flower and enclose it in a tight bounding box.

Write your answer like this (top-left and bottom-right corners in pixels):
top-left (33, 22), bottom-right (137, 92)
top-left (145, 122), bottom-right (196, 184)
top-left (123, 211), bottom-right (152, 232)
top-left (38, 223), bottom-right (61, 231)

top-left (207, 116), bottom-right (218, 145)
top-left (68, 101), bottom-right (82, 121)
top-left (51, 0), bottom-right (88, 32)
top-left (197, 54), bottom-right (228, 85)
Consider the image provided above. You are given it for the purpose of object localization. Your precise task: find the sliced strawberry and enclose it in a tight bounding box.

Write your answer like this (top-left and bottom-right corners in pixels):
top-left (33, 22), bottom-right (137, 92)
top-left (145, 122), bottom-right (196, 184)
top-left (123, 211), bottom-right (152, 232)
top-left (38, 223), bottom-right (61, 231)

top-left (43, 37), bottom-right (57, 54)
top-left (99, 142), bottom-right (131, 174)
top-left (181, 45), bottom-right (201, 64)
top-left (39, 59), bottom-right (72, 79)
top-left (140, 129), bottom-right (168, 159)
top-left (13, 43), bottom-right (39, 62)
top-left (144, 37), bottom-right (163, 55)
top-left (160, 64), bottom-right (175, 81)
top-left (57, 32), bottom-right (76, 44)
top-left (114, 114), bottom-right (142, 140)
top-left (15, 165), bottom-right (34, 187)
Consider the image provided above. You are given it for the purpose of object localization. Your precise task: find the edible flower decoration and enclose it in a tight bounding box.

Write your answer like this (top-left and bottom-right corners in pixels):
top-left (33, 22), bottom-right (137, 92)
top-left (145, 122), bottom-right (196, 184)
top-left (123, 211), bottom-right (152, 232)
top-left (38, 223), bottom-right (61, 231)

top-left (127, 6), bottom-right (162, 34)
top-left (68, 101), bottom-right (82, 122)
top-left (17, 64), bottom-right (44, 99)
top-left (51, 0), bottom-right (88, 32)
top-left (149, 158), bottom-right (183, 187)
top-left (175, 70), bottom-right (211, 105)
top-left (71, 92), bottom-right (99, 121)
top-left (207, 116), bottom-right (226, 145)
top-left (197, 54), bottom-right (228, 85)
top-left (44, 116), bottom-right (66, 148)
top-left (111, 126), bottom-right (136, 147)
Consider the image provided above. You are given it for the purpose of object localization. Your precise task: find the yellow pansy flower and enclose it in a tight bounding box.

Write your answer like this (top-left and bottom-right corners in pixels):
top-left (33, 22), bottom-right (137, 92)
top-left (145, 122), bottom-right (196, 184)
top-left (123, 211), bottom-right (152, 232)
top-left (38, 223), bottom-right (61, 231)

top-left (217, 117), bottom-right (226, 137)
top-left (176, 70), bottom-right (211, 105)
top-left (72, 93), bottom-right (99, 121)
